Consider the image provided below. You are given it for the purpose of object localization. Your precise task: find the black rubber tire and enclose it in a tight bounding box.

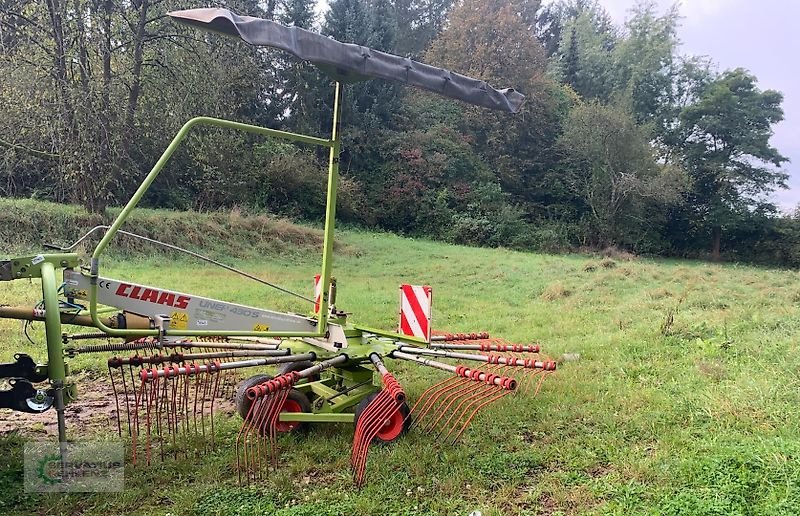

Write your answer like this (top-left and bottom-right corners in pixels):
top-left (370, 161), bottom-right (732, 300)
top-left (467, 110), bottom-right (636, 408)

top-left (276, 360), bottom-right (320, 381)
top-left (235, 374), bottom-right (272, 420)
top-left (235, 374), bottom-right (312, 433)
top-left (354, 392), bottom-right (411, 444)
top-left (276, 360), bottom-right (320, 401)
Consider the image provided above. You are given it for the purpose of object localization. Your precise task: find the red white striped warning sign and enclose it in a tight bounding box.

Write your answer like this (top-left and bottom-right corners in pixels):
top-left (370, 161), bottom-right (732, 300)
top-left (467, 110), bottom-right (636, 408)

top-left (399, 284), bottom-right (432, 342)
top-left (314, 274), bottom-right (322, 313)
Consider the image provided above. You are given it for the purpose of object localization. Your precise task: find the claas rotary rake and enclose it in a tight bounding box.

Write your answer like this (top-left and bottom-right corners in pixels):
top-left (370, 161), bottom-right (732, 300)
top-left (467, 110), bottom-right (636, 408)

top-left (0, 8), bottom-right (556, 487)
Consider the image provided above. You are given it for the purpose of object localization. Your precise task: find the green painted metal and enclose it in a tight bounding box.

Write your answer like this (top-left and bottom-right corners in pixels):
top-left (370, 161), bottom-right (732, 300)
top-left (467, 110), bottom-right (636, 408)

top-left (87, 86), bottom-right (345, 339)
top-left (0, 82), bottom-right (408, 423)
top-left (356, 325), bottom-right (428, 346)
top-left (5, 254), bottom-right (79, 280)
top-left (278, 412), bottom-right (354, 423)
top-left (40, 262), bottom-right (66, 383)
top-left (291, 364), bottom-right (379, 418)
top-left (75, 306), bottom-right (117, 316)
top-left (315, 81), bottom-right (344, 334)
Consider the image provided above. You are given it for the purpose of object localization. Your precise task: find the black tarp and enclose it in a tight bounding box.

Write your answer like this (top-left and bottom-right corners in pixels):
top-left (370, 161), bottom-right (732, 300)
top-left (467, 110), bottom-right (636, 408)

top-left (169, 8), bottom-right (525, 113)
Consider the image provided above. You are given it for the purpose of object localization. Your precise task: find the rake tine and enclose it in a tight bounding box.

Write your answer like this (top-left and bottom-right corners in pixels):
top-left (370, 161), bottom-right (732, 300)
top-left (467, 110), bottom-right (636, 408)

top-left (199, 367), bottom-right (209, 442)
top-left (392, 352), bottom-right (517, 440)
top-left (127, 359), bottom-right (142, 438)
top-left (236, 397), bottom-right (259, 484)
top-left (352, 388), bottom-right (392, 465)
top-left (182, 368), bottom-right (191, 440)
top-left (131, 370), bottom-right (145, 466)
top-left (267, 389), bottom-right (290, 468)
top-left (118, 361), bottom-right (133, 437)
top-left (108, 359), bottom-right (124, 437)
top-left (532, 370), bottom-right (554, 397)
top-left (238, 355), bottom-right (350, 480)
top-left (175, 369), bottom-right (186, 443)
top-left (351, 354), bottom-right (406, 488)
top-left (241, 373), bottom-right (295, 476)
top-left (252, 395), bottom-right (274, 481)
top-left (144, 371), bottom-right (159, 465)
top-left (352, 391), bottom-right (393, 486)
top-left (248, 392), bottom-right (271, 478)
top-left (351, 390), bottom-right (386, 465)
top-left (157, 369), bottom-right (168, 461)
top-left (432, 380), bottom-right (492, 435)
top-left (409, 375), bottom-right (465, 428)
top-left (450, 388), bottom-right (514, 444)
top-left (251, 395), bottom-right (274, 480)
top-left (210, 362), bottom-right (222, 449)
top-left (169, 369), bottom-right (179, 459)
top-left (423, 379), bottom-right (485, 433)
top-left (245, 396), bottom-right (268, 482)
top-left (240, 394), bottom-right (266, 484)
top-left (441, 385), bottom-right (499, 441)
top-left (433, 366), bottom-right (515, 436)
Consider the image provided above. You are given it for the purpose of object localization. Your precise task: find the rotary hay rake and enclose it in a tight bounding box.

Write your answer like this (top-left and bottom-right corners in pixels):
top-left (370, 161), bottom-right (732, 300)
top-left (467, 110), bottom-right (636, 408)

top-left (0, 8), bottom-right (556, 487)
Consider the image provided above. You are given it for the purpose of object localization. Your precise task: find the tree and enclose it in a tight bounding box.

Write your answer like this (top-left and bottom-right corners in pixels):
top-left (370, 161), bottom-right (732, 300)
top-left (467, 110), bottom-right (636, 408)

top-left (323, 0), bottom-right (369, 44)
top-left (546, 0), bottom-right (618, 101)
top-left (677, 68), bottom-right (788, 259)
top-left (0, 0), bottom-right (272, 212)
top-left (612, 1), bottom-right (680, 125)
top-left (558, 101), bottom-right (686, 246)
top-left (280, 0), bottom-right (316, 28)
top-left (393, 0), bottom-right (455, 57)
top-left (425, 0), bottom-right (569, 215)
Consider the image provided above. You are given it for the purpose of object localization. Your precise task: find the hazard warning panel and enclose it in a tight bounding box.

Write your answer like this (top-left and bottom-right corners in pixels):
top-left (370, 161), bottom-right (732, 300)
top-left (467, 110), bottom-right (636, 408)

top-left (313, 274), bottom-right (322, 313)
top-left (398, 284), bottom-right (432, 342)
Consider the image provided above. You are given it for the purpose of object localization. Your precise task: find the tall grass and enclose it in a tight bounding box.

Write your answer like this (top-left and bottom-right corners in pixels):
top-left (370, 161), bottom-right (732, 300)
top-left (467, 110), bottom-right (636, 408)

top-left (1, 203), bottom-right (799, 514)
top-left (0, 199), bottom-right (336, 259)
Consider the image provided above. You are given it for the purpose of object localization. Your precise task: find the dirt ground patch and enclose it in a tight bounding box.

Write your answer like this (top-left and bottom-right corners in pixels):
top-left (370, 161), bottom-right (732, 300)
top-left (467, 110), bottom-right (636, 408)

top-left (0, 372), bottom-right (237, 438)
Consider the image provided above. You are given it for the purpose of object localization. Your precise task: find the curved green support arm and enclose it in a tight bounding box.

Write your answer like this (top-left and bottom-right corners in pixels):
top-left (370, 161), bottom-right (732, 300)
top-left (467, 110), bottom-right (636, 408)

top-left (41, 262), bottom-right (66, 381)
top-left (88, 111), bottom-right (341, 338)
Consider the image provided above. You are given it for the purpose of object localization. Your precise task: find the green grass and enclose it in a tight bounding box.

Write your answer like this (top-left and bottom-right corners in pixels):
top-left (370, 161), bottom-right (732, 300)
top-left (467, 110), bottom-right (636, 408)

top-left (2, 211), bottom-right (800, 514)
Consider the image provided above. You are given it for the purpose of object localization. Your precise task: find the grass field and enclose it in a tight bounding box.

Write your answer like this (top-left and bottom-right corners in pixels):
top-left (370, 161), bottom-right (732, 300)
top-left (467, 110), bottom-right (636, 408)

top-left (2, 214), bottom-right (800, 515)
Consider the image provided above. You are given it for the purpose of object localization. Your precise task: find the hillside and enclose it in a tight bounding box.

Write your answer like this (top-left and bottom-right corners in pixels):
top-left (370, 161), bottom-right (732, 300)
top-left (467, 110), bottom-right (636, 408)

top-left (1, 205), bottom-right (799, 514)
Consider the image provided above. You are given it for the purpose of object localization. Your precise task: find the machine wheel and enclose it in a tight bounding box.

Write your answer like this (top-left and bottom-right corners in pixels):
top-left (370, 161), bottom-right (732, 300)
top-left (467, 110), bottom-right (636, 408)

top-left (275, 389), bottom-right (312, 433)
top-left (235, 374), bottom-right (312, 433)
top-left (276, 360), bottom-right (320, 381)
top-left (354, 392), bottom-right (411, 444)
top-left (276, 360), bottom-right (319, 401)
top-left (235, 374), bottom-right (272, 420)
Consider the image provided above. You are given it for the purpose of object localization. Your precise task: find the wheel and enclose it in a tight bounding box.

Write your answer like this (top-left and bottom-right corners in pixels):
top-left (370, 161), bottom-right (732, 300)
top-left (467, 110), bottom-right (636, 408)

top-left (276, 360), bottom-right (320, 401)
top-left (354, 392), bottom-right (411, 444)
top-left (235, 374), bottom-right (272, 420)
top-left (235, 374), bottom-right (312, 433)
top-left (276, 360), bottom-right (320, 381)
top-left (274, 389), bottom-right (312, 433)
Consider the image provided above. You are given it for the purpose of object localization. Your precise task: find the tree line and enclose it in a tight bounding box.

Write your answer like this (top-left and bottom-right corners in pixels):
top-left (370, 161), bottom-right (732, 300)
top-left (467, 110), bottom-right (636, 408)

top-left (0, 0), bottom-right (795, 265)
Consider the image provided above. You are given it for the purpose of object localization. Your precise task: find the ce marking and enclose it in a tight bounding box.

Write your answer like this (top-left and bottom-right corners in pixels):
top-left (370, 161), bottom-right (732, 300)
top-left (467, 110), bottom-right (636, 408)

top-left (98, 280), bottom-right (113, 290)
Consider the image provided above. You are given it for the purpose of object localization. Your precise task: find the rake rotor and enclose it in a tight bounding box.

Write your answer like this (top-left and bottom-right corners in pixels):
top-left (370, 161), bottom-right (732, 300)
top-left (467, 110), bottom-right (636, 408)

top-left (236, 355), bottom-right (347, 483)
top-left (351, 353), bottom-right (406, 487)
top-left (93, 330), bottom-right (555, 484)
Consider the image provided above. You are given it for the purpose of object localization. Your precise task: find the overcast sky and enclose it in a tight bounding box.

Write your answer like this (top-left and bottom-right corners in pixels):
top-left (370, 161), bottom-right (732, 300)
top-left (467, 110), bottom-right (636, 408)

top-left (582, 0), bottom-right (799, 210)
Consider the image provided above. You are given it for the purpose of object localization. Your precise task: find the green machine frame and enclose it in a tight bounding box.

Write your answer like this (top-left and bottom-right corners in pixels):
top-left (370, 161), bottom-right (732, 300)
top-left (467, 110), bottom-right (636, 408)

top-left (0, 82), bottom-right (427, 438)
top-left (1, 5), bottom-right (529, 441)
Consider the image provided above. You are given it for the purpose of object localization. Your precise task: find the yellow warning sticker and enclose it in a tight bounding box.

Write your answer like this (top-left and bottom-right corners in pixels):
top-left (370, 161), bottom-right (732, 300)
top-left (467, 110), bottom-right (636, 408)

top-left (252, 323), bottom-right (270, 332)
top-left (169, 311), bottom-right (189, 330)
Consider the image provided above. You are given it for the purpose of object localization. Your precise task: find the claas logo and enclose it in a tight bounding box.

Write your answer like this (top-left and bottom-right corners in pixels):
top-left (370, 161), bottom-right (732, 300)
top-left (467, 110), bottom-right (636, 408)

top-left (115, 283), bottom-right (191, 309)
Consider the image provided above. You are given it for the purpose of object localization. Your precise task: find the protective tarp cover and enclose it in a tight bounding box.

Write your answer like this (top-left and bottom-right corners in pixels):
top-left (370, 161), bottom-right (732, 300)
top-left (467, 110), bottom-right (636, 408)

top-left (169, 8), bottom-right (525, 113)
